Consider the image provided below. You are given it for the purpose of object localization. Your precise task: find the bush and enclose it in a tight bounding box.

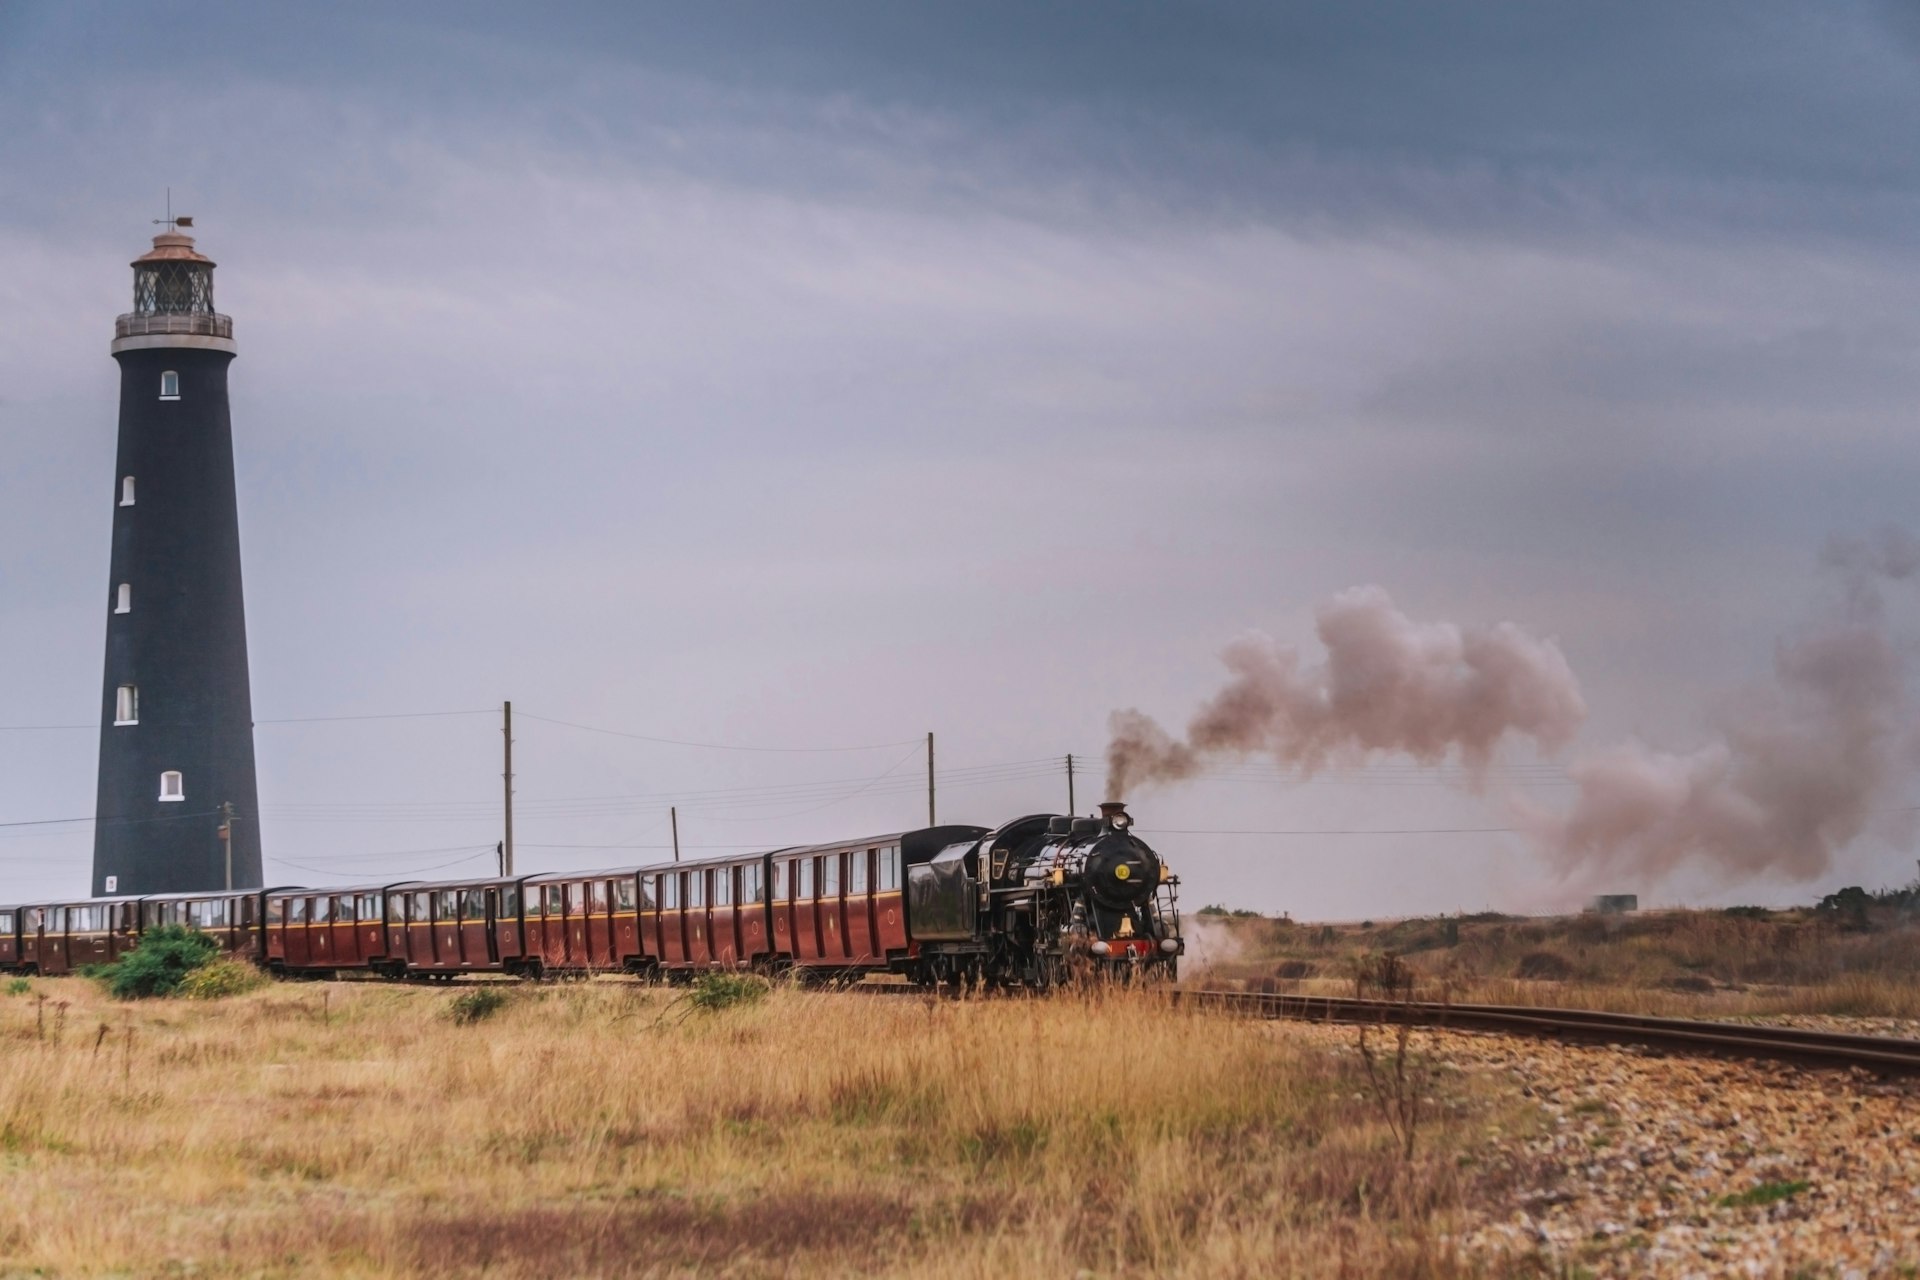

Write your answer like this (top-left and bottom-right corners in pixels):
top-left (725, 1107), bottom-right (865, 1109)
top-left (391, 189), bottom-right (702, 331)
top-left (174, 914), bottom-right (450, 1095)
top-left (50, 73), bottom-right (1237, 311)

top-left (5, 978), bottom-right (29, 997)
top-left (100, 926), bottom-right (220, 999)
top-left (688, 972), bottom-right (770, 1012)
top-left (446, 987), bottom-right (509, 1025)
top-left (179, 957), bottom-right (268, 1000)
top-left (1515, 950), bottom-right (1574, 981)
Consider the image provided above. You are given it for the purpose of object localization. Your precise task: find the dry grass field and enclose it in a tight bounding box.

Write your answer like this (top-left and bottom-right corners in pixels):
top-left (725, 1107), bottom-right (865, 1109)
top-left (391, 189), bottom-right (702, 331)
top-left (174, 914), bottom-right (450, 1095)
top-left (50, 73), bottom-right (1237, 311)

top-left (0, 976), bottom-right (1528, 1279)
top-left (1190, 902), bottom-right (1920, 1020)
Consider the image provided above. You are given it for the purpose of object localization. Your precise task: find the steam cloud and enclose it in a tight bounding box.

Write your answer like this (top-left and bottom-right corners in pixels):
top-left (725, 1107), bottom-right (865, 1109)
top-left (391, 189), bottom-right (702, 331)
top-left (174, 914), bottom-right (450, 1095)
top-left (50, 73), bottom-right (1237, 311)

top-left (1110, 528), bottom-right (1917, 892)
top-left (1525, 526), bottom-right (1917, 889)
top-left (1105, 586), bottom-right (1588, 798)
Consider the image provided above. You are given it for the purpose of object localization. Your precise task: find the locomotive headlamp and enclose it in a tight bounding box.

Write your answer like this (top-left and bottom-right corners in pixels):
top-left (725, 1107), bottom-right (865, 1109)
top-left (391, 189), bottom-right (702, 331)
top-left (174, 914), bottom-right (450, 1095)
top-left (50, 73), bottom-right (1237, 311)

top-left (1159, 938), bottom-right (1180, 954)
top-left (1110, 812), bottom-right (1132, 830)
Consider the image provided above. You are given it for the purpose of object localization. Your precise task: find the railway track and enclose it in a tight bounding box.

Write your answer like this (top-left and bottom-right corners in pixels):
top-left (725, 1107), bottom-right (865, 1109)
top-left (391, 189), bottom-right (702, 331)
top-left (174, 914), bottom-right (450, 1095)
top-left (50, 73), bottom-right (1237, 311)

top-left (1173, 989), bottom-right (1920, 1075)
top-left (846, 981), bottom-right (1920, 1073)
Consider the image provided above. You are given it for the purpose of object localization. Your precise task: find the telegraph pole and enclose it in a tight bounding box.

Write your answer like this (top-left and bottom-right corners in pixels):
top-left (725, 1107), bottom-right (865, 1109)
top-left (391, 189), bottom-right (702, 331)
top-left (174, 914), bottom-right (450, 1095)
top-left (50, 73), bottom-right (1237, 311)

top-left (1065, 753), bottom-right (1075, 816)
top-left (218, 801), bottom-right (234, 891)
top-left (502, 700), bottom-right (514, 877)
top-left (671, 806), bottom-right (681, 862)
top-left (926, 731), bottom-right (936, 826)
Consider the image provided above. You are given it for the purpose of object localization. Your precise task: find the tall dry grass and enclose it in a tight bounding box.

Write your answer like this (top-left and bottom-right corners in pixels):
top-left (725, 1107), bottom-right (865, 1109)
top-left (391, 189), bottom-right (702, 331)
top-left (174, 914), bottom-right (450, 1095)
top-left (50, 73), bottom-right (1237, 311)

top-left (0, 978), bottom-right (1517, 1278)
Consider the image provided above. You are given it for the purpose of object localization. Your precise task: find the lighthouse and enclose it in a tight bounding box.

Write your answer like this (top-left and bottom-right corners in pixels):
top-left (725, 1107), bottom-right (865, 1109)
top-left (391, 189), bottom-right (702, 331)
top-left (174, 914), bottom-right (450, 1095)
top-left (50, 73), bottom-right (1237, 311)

top-left (91, 221), bottom-right (263, 895)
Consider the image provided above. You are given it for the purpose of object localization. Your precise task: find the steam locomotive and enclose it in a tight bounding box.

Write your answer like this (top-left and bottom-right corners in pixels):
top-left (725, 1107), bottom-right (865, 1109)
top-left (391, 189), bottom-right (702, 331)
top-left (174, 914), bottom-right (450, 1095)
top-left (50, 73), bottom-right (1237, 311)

top-left (0, 803), bottom-right (1183, 989)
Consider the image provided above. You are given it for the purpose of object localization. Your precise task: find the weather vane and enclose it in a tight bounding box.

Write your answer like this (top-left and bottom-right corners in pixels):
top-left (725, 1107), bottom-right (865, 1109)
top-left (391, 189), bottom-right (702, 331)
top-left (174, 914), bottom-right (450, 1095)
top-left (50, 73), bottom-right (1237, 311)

top-left (152, 187), bottom-right (192, 232)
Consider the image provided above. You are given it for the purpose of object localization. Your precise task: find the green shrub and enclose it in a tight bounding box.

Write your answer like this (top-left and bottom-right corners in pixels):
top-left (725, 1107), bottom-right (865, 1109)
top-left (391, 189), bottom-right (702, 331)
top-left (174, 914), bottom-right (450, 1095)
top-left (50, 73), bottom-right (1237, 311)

top-left (4, 978), bottom-right (29, 997)
top-left (688, 972), bottom-right (769, 1012)
top-left (179, 957), bottom-right (268, 1000)
top-left (446, 987), bottom-right (509, 1025)
top-left (99, 926), bottom-right (221, 999)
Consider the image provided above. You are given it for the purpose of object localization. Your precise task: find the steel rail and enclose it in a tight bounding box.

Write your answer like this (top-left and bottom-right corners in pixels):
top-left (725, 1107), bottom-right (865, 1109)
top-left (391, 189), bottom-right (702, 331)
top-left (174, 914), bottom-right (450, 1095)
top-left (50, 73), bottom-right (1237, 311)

top-left (1171, 989), bottom-right (1920, 1074)
top-left (838, 982), bottom-right (1920, 1073)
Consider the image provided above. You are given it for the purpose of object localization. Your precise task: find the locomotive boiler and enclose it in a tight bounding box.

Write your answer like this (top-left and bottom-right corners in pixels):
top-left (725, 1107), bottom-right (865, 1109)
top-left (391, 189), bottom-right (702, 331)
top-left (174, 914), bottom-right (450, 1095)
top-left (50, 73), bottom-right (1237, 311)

top-left (905, 801), bottom-right (1183, 989)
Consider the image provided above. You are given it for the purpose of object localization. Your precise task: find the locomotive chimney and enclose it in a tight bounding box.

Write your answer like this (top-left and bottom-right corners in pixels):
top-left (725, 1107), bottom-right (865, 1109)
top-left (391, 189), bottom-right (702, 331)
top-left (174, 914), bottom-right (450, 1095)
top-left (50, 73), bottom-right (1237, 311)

top-left (1099, 800), bottom-right (1133, 831)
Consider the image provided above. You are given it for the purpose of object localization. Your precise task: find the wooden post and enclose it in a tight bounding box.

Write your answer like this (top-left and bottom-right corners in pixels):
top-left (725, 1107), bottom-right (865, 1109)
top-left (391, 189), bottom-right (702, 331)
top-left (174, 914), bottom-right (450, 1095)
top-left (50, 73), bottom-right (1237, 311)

top-left (1066, 754), bottom-right (1075, 816)
top-left (502, 701), bottom-right (514, 877)
top-left (926, 731), bottom-right (935, 827)
top-left (218, 801), bottom-right (234, 891)
top-left (671, 806), bottom-right (680, 862)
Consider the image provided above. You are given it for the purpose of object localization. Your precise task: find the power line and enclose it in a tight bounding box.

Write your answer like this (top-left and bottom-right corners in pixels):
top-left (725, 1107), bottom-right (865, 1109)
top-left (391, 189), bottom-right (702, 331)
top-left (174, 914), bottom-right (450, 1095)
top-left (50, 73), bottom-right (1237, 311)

top-left (515, 711), bottom-right (922, 754)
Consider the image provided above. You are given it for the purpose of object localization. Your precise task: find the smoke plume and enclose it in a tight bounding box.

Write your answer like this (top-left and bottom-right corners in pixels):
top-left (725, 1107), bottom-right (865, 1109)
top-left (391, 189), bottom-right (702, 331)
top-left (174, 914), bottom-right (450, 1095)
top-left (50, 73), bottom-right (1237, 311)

top-left (1109, 530), bottom-right (1918, 893)
top-left (1526, 527), bottom-right (1917, 890)
top-left (1105, 586), bottom-right (1587, 798)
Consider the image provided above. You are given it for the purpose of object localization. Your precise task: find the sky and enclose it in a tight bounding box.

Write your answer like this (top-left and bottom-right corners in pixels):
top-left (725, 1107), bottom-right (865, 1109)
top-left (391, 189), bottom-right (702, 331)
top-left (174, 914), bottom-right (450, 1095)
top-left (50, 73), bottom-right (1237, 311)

top-left (1, 1), bottom-right (1917, 917)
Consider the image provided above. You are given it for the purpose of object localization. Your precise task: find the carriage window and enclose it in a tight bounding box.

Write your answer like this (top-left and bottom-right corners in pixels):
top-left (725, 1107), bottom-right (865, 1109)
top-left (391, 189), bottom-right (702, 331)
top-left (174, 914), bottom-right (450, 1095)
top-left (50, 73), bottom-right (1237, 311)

top-left (852, 850), bottom-right (871, 894)
top-left (267, 898), bottom-right (285, 925)
top-left (357, 894), bottom-right (378, 921)
top-left (289, 898), bottom-right (307, 924)
top-left (412, 892), bottom-right (431, 921)
top-left (589, 881), bottom-right (609, 911)
top-left (639, 877), bottom-right (655, 910)
top-left (687, 873), bottom-right (703, 909)
top-left (434, 890), bottom-right (456, 920)
top-left (711, 870), bottom-right (728, 908)
top-left (386, 895), bottom-right (404, 923)
top-left (311, 897), bottom-right (330, 924)
top-left (159, 370), bottom-right (180, 399)
top-left (463, 889), bottom-right (487, 918)
top-left (745, 863), bottom-right (764, 904)
top-left (501, 886), bottom-right (519, 917)
top-left (0, 912), bottom-right (13, 933)
top-left (243, 896), bottom-right (258, 925)
top-left (822, 855), bottom-right (840, 897)
top-left (26, 908), bottom-right (42, 931)
top-left (770, 862), bottom-right (786, 903)
top-left (565, 883), bottom-right (585, 912)
top-left (52, 908), bottom-right (66, 932)
top-left (544, 884), bottom-right (563, 915)
top-left (332, 897), bottom-right (349, 922)
top-left (798, 858), bottom-right (814, 899)
top-left (663, 875), bottom-right (677, 910)
top-left (880, 846), bottom-right (901, 892)
top-left (614, 879), bottom-right (635, 911)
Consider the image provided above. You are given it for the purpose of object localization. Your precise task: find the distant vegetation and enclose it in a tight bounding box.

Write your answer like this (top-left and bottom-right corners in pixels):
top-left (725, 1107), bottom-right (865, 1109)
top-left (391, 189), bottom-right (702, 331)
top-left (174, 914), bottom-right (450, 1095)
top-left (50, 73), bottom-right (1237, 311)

top-left (1186, 882), bottom-right (1920, 1017)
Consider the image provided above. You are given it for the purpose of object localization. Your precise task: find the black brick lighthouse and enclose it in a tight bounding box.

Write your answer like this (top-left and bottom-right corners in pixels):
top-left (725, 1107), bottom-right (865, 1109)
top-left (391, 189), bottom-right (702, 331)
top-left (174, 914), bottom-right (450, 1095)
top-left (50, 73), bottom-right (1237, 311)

top-left (92, 223), bottom-right (262, 894)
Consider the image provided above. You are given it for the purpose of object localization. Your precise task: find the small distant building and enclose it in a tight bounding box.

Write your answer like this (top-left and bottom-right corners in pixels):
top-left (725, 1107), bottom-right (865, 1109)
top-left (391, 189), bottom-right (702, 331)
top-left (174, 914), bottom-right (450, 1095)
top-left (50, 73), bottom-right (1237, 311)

top-left (1587, 894), bottom-right (1638, 915)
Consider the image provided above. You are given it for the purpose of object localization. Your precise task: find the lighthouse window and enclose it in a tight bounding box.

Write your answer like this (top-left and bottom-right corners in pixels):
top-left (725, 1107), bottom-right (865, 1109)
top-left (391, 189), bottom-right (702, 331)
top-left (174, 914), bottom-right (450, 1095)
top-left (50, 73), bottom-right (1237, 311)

top-left (115, 685), bottom-right (138, 725)
top-left (158, 770), bottom-right (184, 802)
top-left (159, 371), bottom-right (180, 400)
top-left (114, 584), bottom-right (131, 614)
top-left (120, 477), bottom-right (135, 507)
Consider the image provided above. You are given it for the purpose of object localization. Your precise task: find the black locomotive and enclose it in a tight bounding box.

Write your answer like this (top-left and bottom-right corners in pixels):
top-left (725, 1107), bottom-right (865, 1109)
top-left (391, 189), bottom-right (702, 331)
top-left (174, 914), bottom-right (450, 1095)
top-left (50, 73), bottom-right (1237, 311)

top-left (907, 801), bottom-right (1183, 988)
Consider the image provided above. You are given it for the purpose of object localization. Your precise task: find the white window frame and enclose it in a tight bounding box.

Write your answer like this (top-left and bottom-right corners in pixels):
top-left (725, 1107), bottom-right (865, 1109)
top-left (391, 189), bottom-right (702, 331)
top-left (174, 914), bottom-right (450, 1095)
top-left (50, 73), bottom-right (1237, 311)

top-left (114, 583), bottom-right (131, 614)
top-left (158, 770), bottom-right (184, 802)
top-left (159, 371), bottom-right (180, 400)
top-left (120, 477), bottom-right (135, 507)
top-left (115, 684), bottom-right (138, 726)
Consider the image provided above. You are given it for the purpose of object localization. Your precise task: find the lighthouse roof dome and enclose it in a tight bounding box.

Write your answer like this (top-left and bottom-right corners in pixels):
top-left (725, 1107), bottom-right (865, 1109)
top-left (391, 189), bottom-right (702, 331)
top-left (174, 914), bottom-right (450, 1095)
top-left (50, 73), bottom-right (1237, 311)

top-left (132, 230), bottom-right (214, 269)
